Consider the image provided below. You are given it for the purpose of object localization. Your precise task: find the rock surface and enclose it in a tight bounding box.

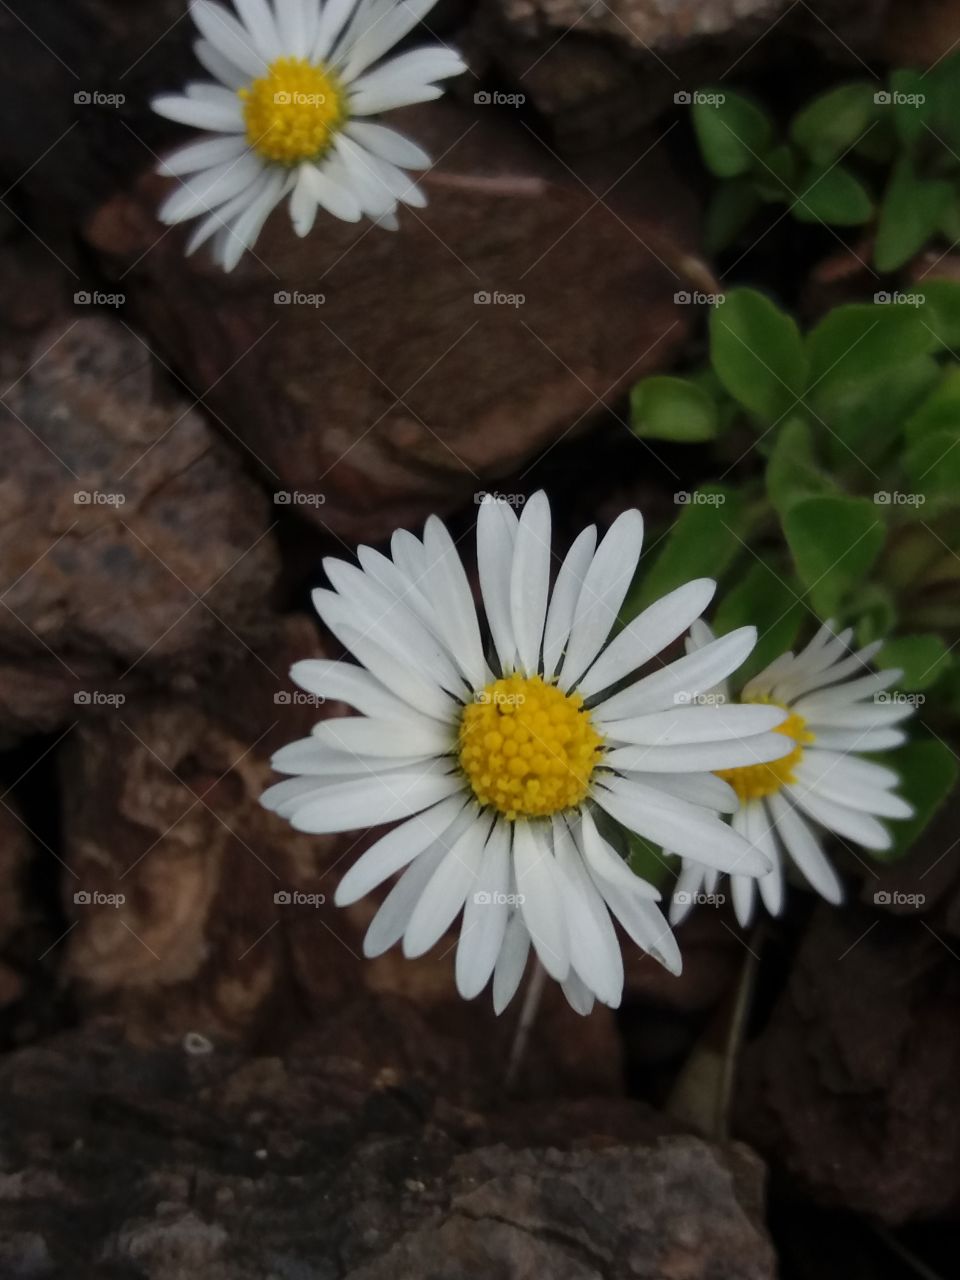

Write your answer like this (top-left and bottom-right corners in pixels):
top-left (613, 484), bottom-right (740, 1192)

top-left (0, 313), bottom-right (280, 739)
top-left (737, 901), bottom-right (960, 1224)
top-left (0, 1023), bottom-right (776, 1279)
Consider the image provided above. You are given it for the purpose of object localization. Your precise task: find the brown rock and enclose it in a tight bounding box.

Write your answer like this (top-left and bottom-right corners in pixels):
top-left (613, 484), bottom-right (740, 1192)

top-left (736, 902), bottom-right (960, 1223)
top-left (85, 100), bottom-right (697, 542)
top-left (0, 315), bottom-right (279, 738)
top-left (0, 1022), bottom-right (776, 1279)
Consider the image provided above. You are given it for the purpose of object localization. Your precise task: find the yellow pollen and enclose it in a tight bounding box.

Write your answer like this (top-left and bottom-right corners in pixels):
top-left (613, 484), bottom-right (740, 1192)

top-left (715, 701), bottom-right (814, 803)
top-left (239, 57), bottom-right (346, 164)
top-left (458, 674), bottom-right (605, 820)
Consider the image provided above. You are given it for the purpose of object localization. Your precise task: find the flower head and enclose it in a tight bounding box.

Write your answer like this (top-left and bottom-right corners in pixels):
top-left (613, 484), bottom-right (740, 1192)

top-left (152, 0), bottom-right (466, 270)
top-left (263, 493), bottom-right (793, 1014)
top-left (670, 620), bottom-right (915, 928)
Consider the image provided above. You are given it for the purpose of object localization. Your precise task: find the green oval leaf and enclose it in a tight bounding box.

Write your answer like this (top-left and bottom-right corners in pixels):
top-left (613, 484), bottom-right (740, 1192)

top-left (630, 375), bottom-right (718, 443)
top-left (692, 89), bottom-right (774, 178)
top-left (709, 288), bottom-right (808, 424)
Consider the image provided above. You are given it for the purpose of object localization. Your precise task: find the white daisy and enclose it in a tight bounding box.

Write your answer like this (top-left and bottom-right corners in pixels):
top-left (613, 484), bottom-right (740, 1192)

top-left (670, 619), bottom-right (915, 929)
top-left (151, 0), bottom-right (466, 270)
top-left (262, 493), bottom-right (794, 1015)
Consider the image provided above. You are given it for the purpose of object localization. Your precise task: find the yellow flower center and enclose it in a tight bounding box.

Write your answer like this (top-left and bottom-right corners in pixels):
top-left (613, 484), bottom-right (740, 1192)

top-left (239, 57), bottom-right (346, 164)
top-left (458, 674), bottom-right (605, 820)
top-left (715, 702), bottom-right (814, 803)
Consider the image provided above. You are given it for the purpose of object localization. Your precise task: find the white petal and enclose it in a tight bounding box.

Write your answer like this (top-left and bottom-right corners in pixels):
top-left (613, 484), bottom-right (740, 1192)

top-left (289, 165), bottom-right (319, 236)
top-left (158, 154), bottom-right (264, 223)
top-left (363, 837), bottom-right (453, 957)
top-left (287, 764), bottom-right (462, 833)
top-left (669, 859), bottom-right (707, 925)
top-left (595, 627), bottom-right (757, 721)
top-left (420, 515), bottom-right (489, 691)
top-left (589, 869), bottom-right (682, 975)
top-left (602, 703), bottom-right (786, 745)
top-left (194, 38), bottom-right (249, 89)
top-left (510, 491), bottom-right (551, 676)
top-left (541, 525), bottom-right (597, 680)
top-left (348, 48), bottom-right (465, 113)
top-left (577, 578), bottom-right (716, 699)
top-left (158, 133), bottom-right (248, 176)
top-left (183, 170), bottom-right (272, 254)
top-left (558, 511), bottom-right (644, 691)
top-left (553, 817), bottom-right (623, 1006)
top-left (767, 792), bottom-right (844, 902)
top-left (289, 658), bottom-right (409, 719)
top-left (403, 811), bottom-right (494, 957)
top-left (492, 912), bottom-right (530, 1014)
top-left (261, 775), bottom-right (325, 816)
top-left (332, 134), bottom-right (397, 218)
top-left (785, 784), bottom-right (893, 852)
top-left (595, 776), bottom-right (770, 876)
top-left (301, 160), bottom-right (364, 222)
top-left (189, 1), bottom-right (268, 78)
top-left (513, 822), bottom-right (569, 981)
top-left (808, 727), bottom-right (907, 752)
top-left (348, 72), bottom-right (446, 116)
top-left (651, 772), bottom-right (740, 813)
top-left (151, 92), bottom-right (246, 132)
top-left (561, 970), bottom-right (596, 1016)
top-left (280, 715), bottom-right (453, 767)
top-left (455, 819), bottom-right (511, 999)
top-left (793, 758), bottom-right (912, 820)
top-left (313, 0), bottom-right (359, 59)
top-left (232, 0), bottom-right (282, 59)
top-left (219, 167), bottom-right (287, 269)
top-left (604, 732), bottom-right (793, 774)
top-left (339, 0), bottom-right (442, 81)
top-left (345, 120), bottom-right (431, 169)
top-left (748, 799), bottom-right (784, 917)
top-left (335, 793), bottom-right (468, 904)
top-left (477, 496), bottom-right (519, 675)
top-left (800, 748), bottom-right (900, 791)
top-left (273, 0), bottom-right (311, 57)
top-left (793, 668), bottom-right (903, 714)
top-left (802, 701), bottom-right (914, 730)
top-left (576, 809), bottom-right (663, 900)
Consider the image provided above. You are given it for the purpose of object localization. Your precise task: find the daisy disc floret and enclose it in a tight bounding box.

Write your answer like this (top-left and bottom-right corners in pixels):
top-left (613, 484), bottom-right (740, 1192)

top-left (263, 493), bottom-right (795, 1016)
top-left (151, 0), bottom-right (467, 270)
top-left (671, 620), bottom-right (916, 929)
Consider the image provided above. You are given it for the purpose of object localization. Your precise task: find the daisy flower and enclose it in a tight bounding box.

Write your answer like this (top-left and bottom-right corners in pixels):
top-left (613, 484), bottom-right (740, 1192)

top-left (670, 620), bottom-right (915, 929)
top-left (262, 493), bottom-right (794, 1015)
top-left (151, 0), bottom-right (466, 270)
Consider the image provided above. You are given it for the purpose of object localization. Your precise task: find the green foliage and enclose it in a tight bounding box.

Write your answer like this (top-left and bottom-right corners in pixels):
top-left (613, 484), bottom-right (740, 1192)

top-left (709, 289), bottom-right (806, 423)
top-left (880, 739), bottom-right (959, 861)
top-left (685, 60), bottom-right (960, 269)
top-left (630, 375), bottom-right (718, 442)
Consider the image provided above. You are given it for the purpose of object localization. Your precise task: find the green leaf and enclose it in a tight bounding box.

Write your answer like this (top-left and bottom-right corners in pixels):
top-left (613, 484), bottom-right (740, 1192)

top-left (626, 833), bottom-right (675, 888)
top-left (851, 584), bottom-right (898, 644)
top-left (905, 429), bottom-right (960, 506)
top-left (630, 375), bottom-right (718, 443)
top-left (792, 164), bottom-right (873, 225)
top-left (753, 144), bottom-right (798, 201)
top-left (878, 634), bottom-right (951, 690)
top-left (807, 303), bottom-right (937, 385)
top-left (709, 288), bottom-right (808, 424)
top-left (626, 484), bottom-right (746, 615)
top-left (880, 739), bottom-right (958, 862)
top-left (782, 495), bottom-right (886, 617)
top-left (888, 69), bottom-right (931, 150)
top-left (875, 157), bottom-right (952, 272)
top-left (704, 180), bottom-right (762, 253)
top-left (904, 365), bottom-right (960, 444)
top-left (790, 82), bottom-right (879, 165)
top-left (928, 51), bottom-right (960, 153)
top-left (820, 354), bottom-right (940, 469)
top-left (766, 417), bottom-right (834, 516)
top-left (919, 279), bottom-right (960, 350)
top-left (711, 560), bottom-right (804, 683)
top-left (691, 89), bottom-right (774, 178)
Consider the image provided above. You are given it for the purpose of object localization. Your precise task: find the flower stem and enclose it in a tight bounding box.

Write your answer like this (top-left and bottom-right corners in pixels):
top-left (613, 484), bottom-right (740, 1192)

top-left (505, 958), bottom-right (547, 1090)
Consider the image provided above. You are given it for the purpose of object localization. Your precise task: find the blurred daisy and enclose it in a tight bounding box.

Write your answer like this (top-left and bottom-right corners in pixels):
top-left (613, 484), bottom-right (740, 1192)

top-left (670, 620), bottom-right (915, 929)
top-left (152, 0), bottom-right (466, 270)
top-left (263, 493), bottom-right (791, 1015)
